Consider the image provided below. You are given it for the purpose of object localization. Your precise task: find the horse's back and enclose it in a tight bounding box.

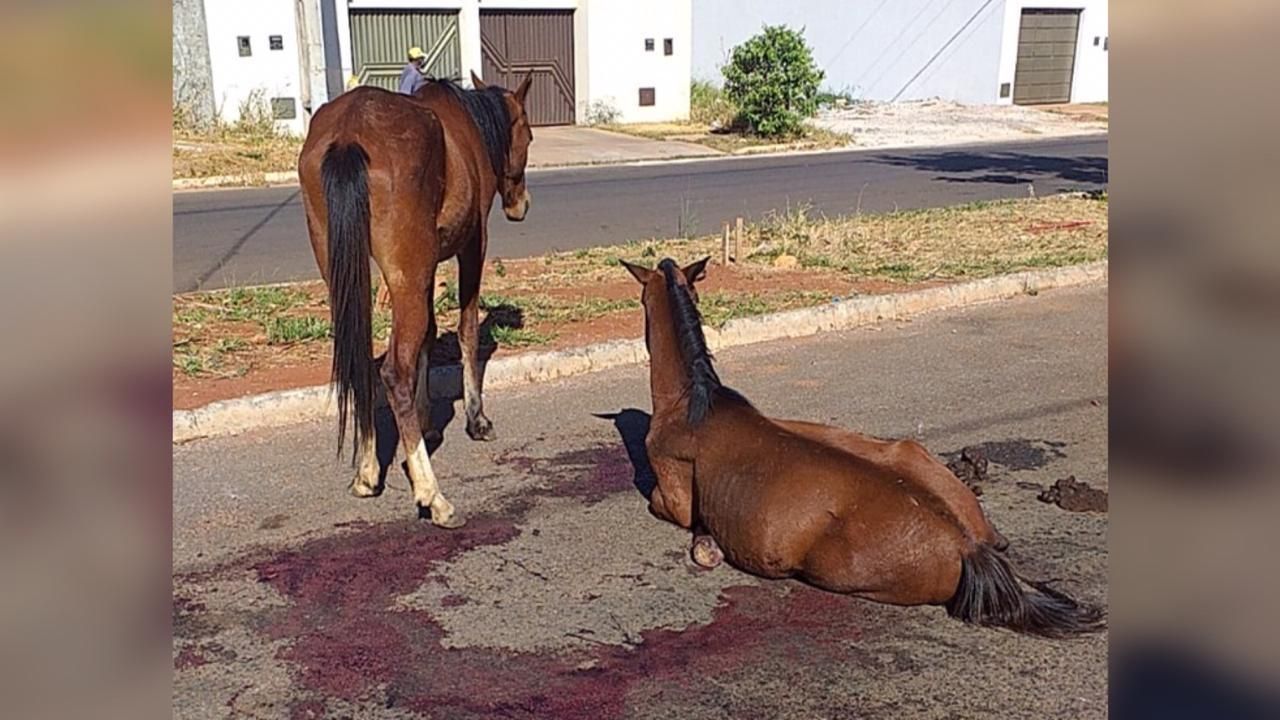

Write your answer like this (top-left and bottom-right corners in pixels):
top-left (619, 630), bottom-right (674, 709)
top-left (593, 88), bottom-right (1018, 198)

top-left (693, 402), bottom-right (968, 597)
top-left (301, 87), bottom-right (444, 175)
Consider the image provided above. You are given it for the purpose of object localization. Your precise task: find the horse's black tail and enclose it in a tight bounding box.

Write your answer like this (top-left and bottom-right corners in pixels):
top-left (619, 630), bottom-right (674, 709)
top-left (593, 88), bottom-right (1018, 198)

top-left (947, 543), bottom-right (1105, 638)
top-left (321, 142), bottom-right (375, 464)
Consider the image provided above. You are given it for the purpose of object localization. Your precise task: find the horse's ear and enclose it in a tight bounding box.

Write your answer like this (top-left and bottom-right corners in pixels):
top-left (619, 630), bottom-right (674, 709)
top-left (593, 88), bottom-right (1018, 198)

top-left (515, 73), bottom-right (533, 105)
top-left (682, 257), bottom-right (710, 285)
top-left (470, 70), bottom-right (487, 90)
top-left (620, 259), bottom-right (652, 284)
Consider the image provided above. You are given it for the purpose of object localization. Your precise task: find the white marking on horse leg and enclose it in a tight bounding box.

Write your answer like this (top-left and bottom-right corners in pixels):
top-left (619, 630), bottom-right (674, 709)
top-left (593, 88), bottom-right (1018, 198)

top-left (404, 438), bottom-right (459, 525)
top-left (350, 432), bottom-right (380, 497)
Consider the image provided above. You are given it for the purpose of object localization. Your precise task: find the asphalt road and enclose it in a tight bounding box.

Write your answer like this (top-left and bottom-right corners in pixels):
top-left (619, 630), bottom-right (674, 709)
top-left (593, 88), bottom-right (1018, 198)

top-left (173, 135), bottom-right (1107, 292)
top-left (174, 284), bottom-right (1108, 719)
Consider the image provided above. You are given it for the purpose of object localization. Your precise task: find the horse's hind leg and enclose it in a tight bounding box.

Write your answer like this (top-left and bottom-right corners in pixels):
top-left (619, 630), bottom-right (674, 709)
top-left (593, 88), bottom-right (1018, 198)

top-left (457, 228), bottom-right (495, 441)
top-left (413, 306), bottom-right (441, 445)
top-left (380, 266), bottom-right (464, 528)
top-left (350, 432), bottom-right (381, 497)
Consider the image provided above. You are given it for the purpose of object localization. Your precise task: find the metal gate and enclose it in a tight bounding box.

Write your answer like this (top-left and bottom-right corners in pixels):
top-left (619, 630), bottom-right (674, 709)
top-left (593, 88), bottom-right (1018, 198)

top-left (480, 10), bottom-right (576, 125)
top-left (1013, 9), bottom-right (1081, 105)
top-left (349, 10), bottom-right (461, 92)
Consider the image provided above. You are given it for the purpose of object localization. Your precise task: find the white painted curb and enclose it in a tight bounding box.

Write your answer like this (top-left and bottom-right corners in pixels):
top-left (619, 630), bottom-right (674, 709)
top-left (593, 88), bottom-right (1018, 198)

top-left (172, 170), bottom-right (300, 190)
top-left (173, 262), bottom-right (1106, 443)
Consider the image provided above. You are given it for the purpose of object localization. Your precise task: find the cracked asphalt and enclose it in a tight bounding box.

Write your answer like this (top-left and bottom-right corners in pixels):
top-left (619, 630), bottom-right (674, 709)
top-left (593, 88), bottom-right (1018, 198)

top-left (174, 284), bottom-right (1108, 719)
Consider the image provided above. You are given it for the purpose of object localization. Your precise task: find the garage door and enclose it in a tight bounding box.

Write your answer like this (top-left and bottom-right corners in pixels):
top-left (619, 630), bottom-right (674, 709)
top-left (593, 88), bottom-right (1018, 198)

top-left (480, 10), bottom-right (575, 126)
top-left (349, 10), bottom-right (461, 92)
top-left (1013, 9), bottom-right (1080, 105)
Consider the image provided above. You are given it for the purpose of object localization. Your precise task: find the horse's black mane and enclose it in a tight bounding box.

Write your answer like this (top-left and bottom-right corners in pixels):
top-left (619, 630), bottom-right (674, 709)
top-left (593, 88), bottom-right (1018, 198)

top-left (434, 78), bottom-right (510, 180)
top-left (658, 259), bottom-right (725, 425)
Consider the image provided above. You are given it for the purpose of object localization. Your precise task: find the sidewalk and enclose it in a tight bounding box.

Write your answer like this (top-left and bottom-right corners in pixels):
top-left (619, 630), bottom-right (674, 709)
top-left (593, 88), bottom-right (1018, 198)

top-left (172, 126), bottom-right (721, 190)
top-left (528, 126), bottom-right (720, 167)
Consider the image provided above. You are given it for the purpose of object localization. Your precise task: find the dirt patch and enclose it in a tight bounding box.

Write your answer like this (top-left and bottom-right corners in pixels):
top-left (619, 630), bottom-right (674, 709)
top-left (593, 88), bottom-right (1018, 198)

top-left (946, 439), bottom-right (1069, 473)
top-left (1037, 476), bottom-right (1108, 513)
top-left (945, 446), bottom-right (991, 496)
top-left (812, 99), bottom-right (1106, 150)
top-left (172, 264), bottom-right (910, 409)
top-left (173, 196), bottom-right (1107, 409)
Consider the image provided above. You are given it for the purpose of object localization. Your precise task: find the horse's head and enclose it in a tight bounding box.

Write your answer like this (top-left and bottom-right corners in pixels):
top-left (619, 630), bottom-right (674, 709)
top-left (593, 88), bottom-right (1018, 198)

top-left (621, 257), bottom-right (708, 303)
top-left (472, 71), bottom-right (534, 222)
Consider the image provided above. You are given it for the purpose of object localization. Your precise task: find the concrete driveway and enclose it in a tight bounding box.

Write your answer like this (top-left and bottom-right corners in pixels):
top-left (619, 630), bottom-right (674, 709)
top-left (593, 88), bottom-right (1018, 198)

top-left (528, 126), bottom-right (720, 167)
top-left (174, 285), bottom-right (1108, 718)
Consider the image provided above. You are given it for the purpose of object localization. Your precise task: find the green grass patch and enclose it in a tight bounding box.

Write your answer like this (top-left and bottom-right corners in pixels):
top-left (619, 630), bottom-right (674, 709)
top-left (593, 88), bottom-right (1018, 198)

top-left (486, 325), bottom-right (554, 348)
top-left (698, 290), bottom-right (832, 329)
top-left (265, 315), bottom-right (331, 345)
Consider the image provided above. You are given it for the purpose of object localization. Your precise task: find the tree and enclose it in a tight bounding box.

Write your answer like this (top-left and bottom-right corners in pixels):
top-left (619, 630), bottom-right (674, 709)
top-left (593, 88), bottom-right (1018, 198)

top-left (723, 25), bottom-right (824, 138)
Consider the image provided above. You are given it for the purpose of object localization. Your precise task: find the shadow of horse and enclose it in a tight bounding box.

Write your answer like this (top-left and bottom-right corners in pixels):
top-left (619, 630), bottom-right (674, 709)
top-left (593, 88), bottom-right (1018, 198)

top-left (869, 149), bottom-right (1109, 186)
top-left (594, 408), bottom-right (657, 500)
top-left (371, 303), bottom-right (526, 482)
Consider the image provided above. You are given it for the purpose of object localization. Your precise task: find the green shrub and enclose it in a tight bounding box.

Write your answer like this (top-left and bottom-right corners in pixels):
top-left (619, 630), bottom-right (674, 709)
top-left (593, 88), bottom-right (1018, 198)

top-left (722, 25), bottom-right (824, 138)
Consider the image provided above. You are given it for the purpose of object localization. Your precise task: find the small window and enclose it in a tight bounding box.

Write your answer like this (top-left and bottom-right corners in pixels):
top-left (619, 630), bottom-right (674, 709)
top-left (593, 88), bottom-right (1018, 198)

top-left (644, 38), bottom-right (654, 52)
top-left (269, 35), bottom-right (284, 51)
top-left (664, 38), bottom-right (673, 56)
top-left (271, 97), bottom-right (297, 119)
top-left (639, 87), bottom-right (655, 107)
top-left (999, 82), bottom-right (1011, 99)
top-left (237, 36), bottom-right (252, 57)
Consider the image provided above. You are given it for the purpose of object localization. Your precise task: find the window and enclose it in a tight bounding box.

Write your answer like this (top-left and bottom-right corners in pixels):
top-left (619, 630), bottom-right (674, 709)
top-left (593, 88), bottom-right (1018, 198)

top-left (237, 36), bottom-right (252, 57)
top-left (664, 38), bottom-right (673, 56)
top-left (271, 97), bottom-right (297, 119)
top-left (999, 82), bottom-right (1011, 99)
top-left (644, 38), bottom-right (654, 52)
top-left (269, 35), bottom-right (284, 51)
top-left (639, 87), bottom-right (655, 107)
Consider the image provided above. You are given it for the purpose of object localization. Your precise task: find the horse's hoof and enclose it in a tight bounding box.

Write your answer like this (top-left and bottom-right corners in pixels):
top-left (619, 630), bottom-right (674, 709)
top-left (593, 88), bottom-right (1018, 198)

top-left (349, 478), bottom-right (381, 498)
top-left (691, 536), bottom-right (724, 569)
top-left (466, 416), bottom-right (496, 442)
top-left (432, 509), bottom-right (467, 529)
top-left (423, 428), bottom-right (443, 446)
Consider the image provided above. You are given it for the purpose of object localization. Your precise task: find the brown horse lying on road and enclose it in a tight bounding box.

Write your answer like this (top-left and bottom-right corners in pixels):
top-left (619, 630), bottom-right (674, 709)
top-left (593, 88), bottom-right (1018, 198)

top-left (298, 72), bottom-right (533, 527)
top-left (622, 257), bottom-right (1104, 637)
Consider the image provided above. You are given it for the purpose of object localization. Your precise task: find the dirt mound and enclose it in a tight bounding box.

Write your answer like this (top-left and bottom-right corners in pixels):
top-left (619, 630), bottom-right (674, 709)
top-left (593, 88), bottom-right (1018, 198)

top-left (1037, 475), bottom-right (1108, 512)
top-left (946, 446), bottom-right (990, 496)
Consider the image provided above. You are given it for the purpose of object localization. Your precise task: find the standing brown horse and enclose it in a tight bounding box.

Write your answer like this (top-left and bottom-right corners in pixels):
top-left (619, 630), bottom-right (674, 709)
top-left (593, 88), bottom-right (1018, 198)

top-left (298, 72), bottom-right (533, 527)
top-left (623, 257), bottom-right (1104, 637)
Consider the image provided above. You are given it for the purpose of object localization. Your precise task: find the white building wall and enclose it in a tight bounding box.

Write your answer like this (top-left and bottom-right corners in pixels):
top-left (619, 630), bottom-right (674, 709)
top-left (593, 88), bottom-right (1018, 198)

top-left (204, 0), bottom-right (307, 134)
top-left (340, 0), bottom-right (690, 123)
top-left (996, 0), bottom-right (1108, 104)
top-left (692, 0), bottom-right (1007, 104)
top-left (580, 0), bottom-right (691, 123)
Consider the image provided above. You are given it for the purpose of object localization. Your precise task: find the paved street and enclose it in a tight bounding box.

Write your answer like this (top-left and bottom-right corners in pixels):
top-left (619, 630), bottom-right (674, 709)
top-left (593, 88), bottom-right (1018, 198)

top-left (173, 135), bottom-right (1107, 292)
top-left (174, 284), bottom-right (1108, 718)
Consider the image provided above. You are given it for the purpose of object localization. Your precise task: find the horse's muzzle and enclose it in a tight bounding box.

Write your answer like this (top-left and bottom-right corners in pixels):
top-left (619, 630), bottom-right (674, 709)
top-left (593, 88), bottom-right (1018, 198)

top-left (504, 190), bottom-right (531, 222)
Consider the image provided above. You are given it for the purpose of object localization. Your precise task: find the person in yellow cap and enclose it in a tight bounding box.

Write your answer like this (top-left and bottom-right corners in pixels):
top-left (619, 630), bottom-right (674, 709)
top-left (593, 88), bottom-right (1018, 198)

top-left (398, 46), bottom-right (429, 94)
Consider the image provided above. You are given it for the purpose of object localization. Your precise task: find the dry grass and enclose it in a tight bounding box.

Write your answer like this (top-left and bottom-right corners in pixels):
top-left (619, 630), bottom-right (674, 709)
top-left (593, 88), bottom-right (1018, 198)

top-left (173, 131), bottom-right (303, 180)
top-left (172, 194), bottom-right (1106, 380)
top-left (739, 193), bottom-right (1109, 281)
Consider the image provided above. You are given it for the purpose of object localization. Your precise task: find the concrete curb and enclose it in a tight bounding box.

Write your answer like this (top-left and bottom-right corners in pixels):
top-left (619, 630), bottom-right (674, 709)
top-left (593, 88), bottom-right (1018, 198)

top-left (172, 170), bottom-right (299, 190)
top-left (173, 261), bottom-right (1106, 443)
top-left (171, 131), bottom-right (1108, 192)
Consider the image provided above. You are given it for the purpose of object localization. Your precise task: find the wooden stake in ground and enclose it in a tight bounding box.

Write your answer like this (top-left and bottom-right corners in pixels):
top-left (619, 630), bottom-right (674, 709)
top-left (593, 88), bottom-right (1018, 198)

top-left (735, 216), bottom-right (745, 261)
top-left (375, 277), bottom-right (391, 311)
top-left (722, 222), bottom-right (731, 265)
